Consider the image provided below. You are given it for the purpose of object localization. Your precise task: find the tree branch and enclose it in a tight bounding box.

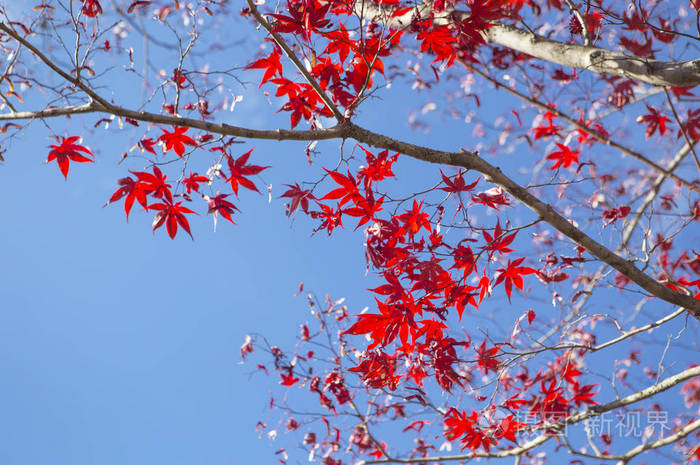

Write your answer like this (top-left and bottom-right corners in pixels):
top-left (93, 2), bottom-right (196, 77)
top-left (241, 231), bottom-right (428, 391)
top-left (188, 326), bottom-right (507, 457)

top-left (465, 63), bottom-right (698, 192)
top-left (483, 24), bottom-right (700, 88)
top-left (530, 143), bottom-right (696, 348)
top-left (0, 22), bottom-right (113, 111)
top-left (0, 102), bottom-right (100, 119)
top-left (356, 2), bottom-right (700, 88)
top-left (612, 419), bottom-right (700, 464)
top-left (344, 123), bottom-right (700, 317)
top-left (0, 102), bottom-right (351, 141)
top-left (357, 365), bottom-right (700, 464)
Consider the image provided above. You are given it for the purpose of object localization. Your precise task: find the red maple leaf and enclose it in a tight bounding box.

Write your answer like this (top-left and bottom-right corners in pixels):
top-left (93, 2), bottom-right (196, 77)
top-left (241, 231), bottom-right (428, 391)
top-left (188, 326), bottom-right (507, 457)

top-left (281, 183), bottom-right (315, 216)
top-left (47, 136), bottom-right (93, 179)
top-left (133, 165), bottom-right (172, 202)
top-left (551, 69), bottom-right (576, 83)
top-left (494, 257), bottom-right (536, 301)
top-left (671, 86), bottom-right (695, 98)
top-left (584, 10), bottom-right (604, 35)
top-left (324, 373), bottom-right (350, 404)
top-left (247, 49), bottom-right (283, 87)
top-left (602, 205), bottom-right (631, 226)
top-left (397, 201), bottom-right (431, 236)
top-left (546, 143), bottom-right (580, 170)
top-left (619, 36), bottom-right (657, 58)
top-left (532, 109), bottom-right (560, 139)
top-left (127, 1), bottom-right (152, 13)
top-left (311, 57), bottom-right (343, 90)
top-left (414, 319), bottom-right (449, 343)
top-left (493, 415), bottom-right (526, 443)
top-left (440, 170), bottom-right (480, 193)
top-left (207, 193), bottom-right (239, 225)
top-left (343, 300), bottom-right (416, 349)
top-left (691, 445), bottom-right (700, 462)
top-left (607, 78), bottom-right (636, 108)
top-left (321, 169), bottom-right (362, 206)
top-left (106, 176), bottom-right (150, 220)
top-left (444, 408), bottom-right (492, 452)
top-left (428, 337), bottom-right (466, 392)
top-left (453, 0), bottom-right (501, 46)
top-left (576, 118), bottom-right (609, 145)
top-left (637, 105), bottom-right (671, 139)
top-left (279, 368), bottom-right (300, 386)
top-left (471, 188), bottom-right (510, 210)
top-left (445, 284), bottom-right (478, 319)
top-left (345, 59), bottom-right (383, 94)
top-left (344, 193), bottom-right (384, 228)
top-left (503, 393), bottom-right (529, 411)
top-left (158, 126), bottom-right (197, 157)
top-left (481, 220), bottom-right (516, 256)
top-left (527, 309), bottom-right (536, 324)
top-left (171, 68), bottom-right (188, 88)
top-left (150, 199), bottom-right (197, 239)
top-left (536, 269), bottom-right (569, 283)
top-left (269, 0), bottom-right (331, 41)
top-left (348, 351), bottom-right (400, 390)
top-left (139, 138), bottom-right (158, 154)
top-left (225, 148), bottom-right (268, 196)
top-left (182, 172), bottom-right (209, 194)
top-left (81, 0), bottom-right (102, 16)
top-left (310, 203), bottom-right (343, 235)
top-left (570, 382), bottom-right (598, 407)
top-left (370, 272), bottom-right (407, 303)
top-left (530, 379), bottom-right (570, 422)
top-left (451, 243), bottom-right (478, 277)
top-left (357, 147), bottom-right (398, 187)
top-left (281, 95), bottom-right (314, 129)
top-left (402, 420), bottom-right (430, 433)
top-left (417, 24), bottom-right (457, 64)
top-left (678, 108), bottom-right (700, 141)
top-left (322, 24), bottom-right (353, 63)
top-left (475, 339), bottom-right (501, 374)
top-left (269, 78), bottom-right (301, 99)
top-left (621, 5), bottom-right (649, 32)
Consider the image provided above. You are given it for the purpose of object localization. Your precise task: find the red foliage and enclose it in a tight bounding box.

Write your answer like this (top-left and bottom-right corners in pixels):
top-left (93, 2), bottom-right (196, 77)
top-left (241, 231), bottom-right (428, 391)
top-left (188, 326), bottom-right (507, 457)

top-left (158, 126), bottom-right (197, 157)
top-left (225, 148), bottom-right (268, 196)
top-left (494, 257), bottom-right (537, 301)
top-left (547, 143), bottom-right (580, 170)
top-left (47, 136), bottom-right (93, 179)
top-left (637, 105), bottom-right (671, 138)
top-left (150, 199), bottom-right (196, 239)
top-left (81, 0), bottom-right (102, 17)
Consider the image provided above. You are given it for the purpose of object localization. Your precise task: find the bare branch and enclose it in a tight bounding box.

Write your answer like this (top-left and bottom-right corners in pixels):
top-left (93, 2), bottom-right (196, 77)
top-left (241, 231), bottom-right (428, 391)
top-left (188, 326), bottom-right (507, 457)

top-left (611, 419), bottom-right (700, 464)
top-left (0, 22), bottom-right (113, 111)
top-left (0, 101), bottom-right (350, 141)
top-left (465, 63), bottom-right (698, 192)
top-left (484, 24), bottom-right (700, 88)
top-left (0, 102), bottom-right (100, 119)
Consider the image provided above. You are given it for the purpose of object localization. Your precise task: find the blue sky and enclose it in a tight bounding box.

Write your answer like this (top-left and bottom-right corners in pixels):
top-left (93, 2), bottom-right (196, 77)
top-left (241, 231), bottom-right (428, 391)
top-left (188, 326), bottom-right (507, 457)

top-left (0, 1), bottom-right (698, 464)
top-left (0, 7), bottom-right (456, 462)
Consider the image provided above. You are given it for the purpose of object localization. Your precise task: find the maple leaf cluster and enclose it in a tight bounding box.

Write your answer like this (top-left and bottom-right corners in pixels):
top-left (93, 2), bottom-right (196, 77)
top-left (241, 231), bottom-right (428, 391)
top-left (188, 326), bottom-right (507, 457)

top-left (100, 127), bottom-right (267, 238)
